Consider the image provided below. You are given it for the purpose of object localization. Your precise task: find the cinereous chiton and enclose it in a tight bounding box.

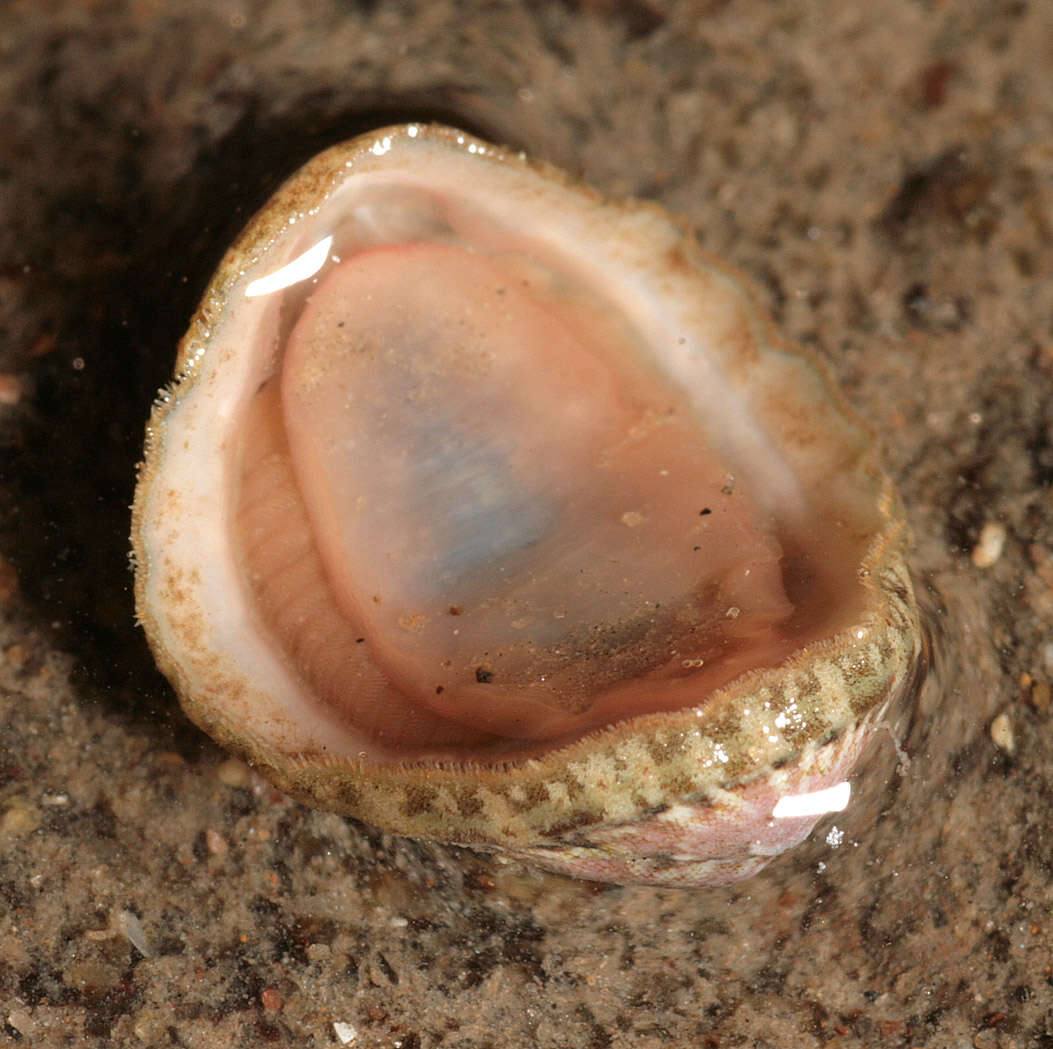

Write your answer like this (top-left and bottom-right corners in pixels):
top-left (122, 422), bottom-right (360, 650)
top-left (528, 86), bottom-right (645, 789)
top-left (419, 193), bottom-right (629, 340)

top-left (132, 123), bottom-right (922, 887)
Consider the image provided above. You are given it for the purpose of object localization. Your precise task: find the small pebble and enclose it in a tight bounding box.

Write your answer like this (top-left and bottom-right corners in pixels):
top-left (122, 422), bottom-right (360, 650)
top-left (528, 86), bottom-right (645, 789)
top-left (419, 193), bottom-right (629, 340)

top-left (1029, 678), bottom-right (1051, 715)
top-left (261, 987), bottom-right (283, 1012)
top-left (333, 1022), bottom-right (358, 1045)
top-left (216, 756), bottom-right (253, 788)
top-left (4, 644), bottom-right (28, 669)
top-left (205, 827), bottom-right (229, 857)
top-left (118, 909), bottom-right (152, 957)
top-left (1, 802), bottom-right (41, 837)
top-left (155, 751), bottom-right (186, 768)
top-left (132, 1010), bottom-right (170, 1044)
top-left (0, 373), bottom-right (22, 405)
top-left (990, 712), bottom-right (1015, 756)
top-left (6, 1009), bottom-right (34, 1038)
top-left (971, 522), bottom-right (1006, 568)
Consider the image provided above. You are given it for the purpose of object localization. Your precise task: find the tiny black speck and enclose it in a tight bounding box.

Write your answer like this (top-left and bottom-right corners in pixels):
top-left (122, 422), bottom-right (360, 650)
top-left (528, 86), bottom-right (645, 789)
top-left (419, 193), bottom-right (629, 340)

top-left (476, 667), bottom-right (494, 683)
top-left (699, 507), bottom-right (712, 516)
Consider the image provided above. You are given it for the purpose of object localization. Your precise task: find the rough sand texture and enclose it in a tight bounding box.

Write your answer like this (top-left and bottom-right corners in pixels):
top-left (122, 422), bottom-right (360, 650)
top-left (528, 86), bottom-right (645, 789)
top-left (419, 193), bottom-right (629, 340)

top-left (1, 1), bottom-right (1051, 1046)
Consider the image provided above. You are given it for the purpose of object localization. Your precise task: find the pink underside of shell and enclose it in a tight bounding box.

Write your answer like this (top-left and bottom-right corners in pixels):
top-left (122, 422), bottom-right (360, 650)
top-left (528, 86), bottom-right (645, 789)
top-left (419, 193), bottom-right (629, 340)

top-left (508, 701), bottom-right (887, 888)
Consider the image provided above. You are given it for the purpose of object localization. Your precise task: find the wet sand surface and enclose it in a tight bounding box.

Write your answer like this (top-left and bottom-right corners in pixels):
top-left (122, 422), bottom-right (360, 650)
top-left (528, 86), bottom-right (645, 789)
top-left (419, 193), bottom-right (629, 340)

top-left (1, 2), bottom-right (1051, 1046)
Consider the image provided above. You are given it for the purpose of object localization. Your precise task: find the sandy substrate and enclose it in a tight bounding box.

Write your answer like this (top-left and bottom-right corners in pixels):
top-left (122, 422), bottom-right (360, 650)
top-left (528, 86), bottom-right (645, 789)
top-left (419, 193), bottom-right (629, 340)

top-left (1, 1), bottom-right (1051, 1046)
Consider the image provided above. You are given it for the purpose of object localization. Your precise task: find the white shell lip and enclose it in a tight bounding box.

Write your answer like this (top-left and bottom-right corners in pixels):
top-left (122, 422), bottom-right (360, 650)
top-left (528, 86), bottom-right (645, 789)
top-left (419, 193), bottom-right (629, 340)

top-left (132, 123), bottom-right (921, 870)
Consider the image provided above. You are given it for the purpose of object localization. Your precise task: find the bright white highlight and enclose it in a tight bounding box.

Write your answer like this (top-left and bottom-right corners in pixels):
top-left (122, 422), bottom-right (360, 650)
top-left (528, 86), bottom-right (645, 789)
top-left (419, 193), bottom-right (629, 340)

top-left (245, 236), bottom-right (333, 297)
top-left (771, 780), bottom-right (851, 820)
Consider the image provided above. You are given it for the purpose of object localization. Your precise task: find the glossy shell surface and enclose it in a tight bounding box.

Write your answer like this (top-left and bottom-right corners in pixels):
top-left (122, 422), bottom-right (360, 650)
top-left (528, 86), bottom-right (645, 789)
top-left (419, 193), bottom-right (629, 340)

top-left (132, 124), bottom-right (922, 887)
